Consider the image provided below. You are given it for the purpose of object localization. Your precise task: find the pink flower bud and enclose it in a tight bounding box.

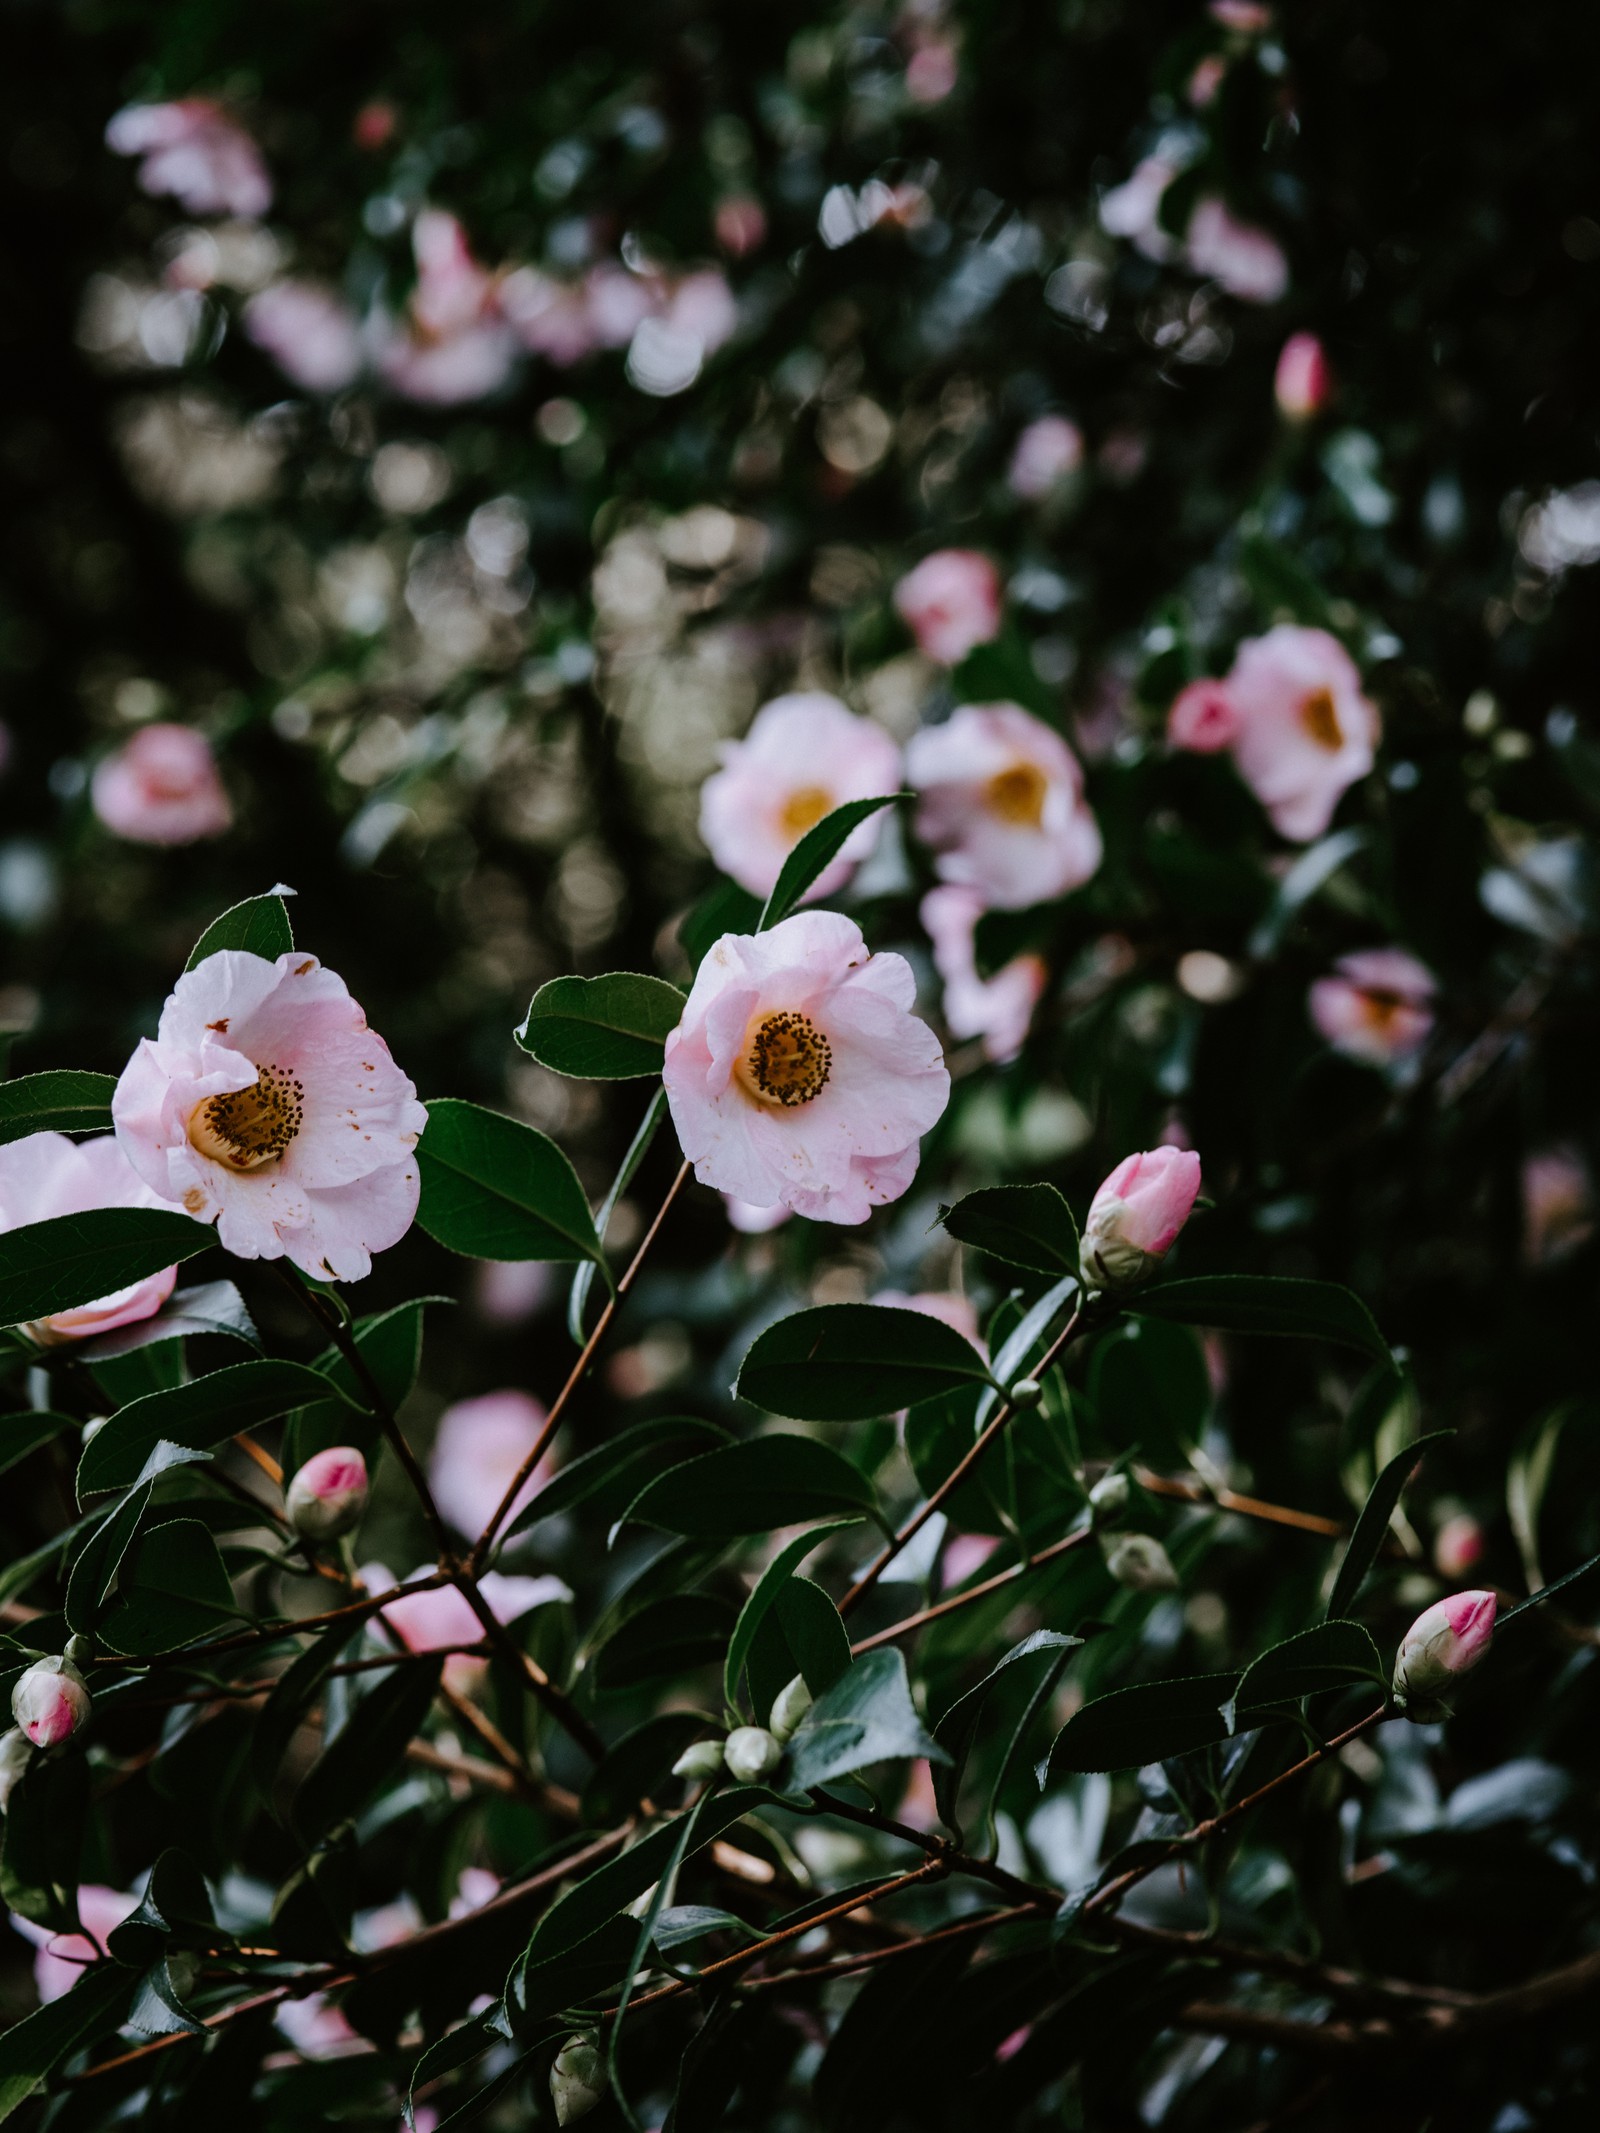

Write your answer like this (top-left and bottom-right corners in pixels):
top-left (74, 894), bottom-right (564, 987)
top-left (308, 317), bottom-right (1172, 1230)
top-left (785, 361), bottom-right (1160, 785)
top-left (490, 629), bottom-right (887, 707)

top-left (1167, 678), bottom-right (1241, 754)
top-left (892, 549), bottom-right (1003, 666)
top-left (286, 1447), bottom-right (369, 1542)
top-left (1433, 1514), bottom-right (1486, 1582)
top-left (1274, 332), bottom-right (1332, 421)
top-left (1392, 1590), bottom-right (1496, 1712)
top-left (12, 1656), bottom-right (91, 1748)
top-left (1080, 1147), bottom-right (1203, 1290)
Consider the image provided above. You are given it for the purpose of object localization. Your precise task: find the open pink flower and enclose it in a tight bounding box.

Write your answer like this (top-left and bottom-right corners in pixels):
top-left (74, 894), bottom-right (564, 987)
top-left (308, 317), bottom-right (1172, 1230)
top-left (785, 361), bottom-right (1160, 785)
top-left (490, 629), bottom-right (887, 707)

top-left (91, 724), bottom-right (232, 847)
top-left (11, 1885), bottom-right (139, 2005)
top-left (699, 694), bottom-right (902, 900)
top-left (663, 910), bottom-right (949, 1225)
top-left (0, 1132), bottom-right (182, 1342)
top-left (428, 1390), bottom-right (552, 1541)
top-left (1226, 625), bottom-right (1378, 840)
top-left (893, 550), bottom-right (1002, 666)
top-left (1393, 1590), bottom-right (1496, 1708)
top-left (920, 885), bottom-right (1046, 1064)
top-left (1008, 416), bottom-right (1085, 501)
top-left (376, 209), bottom-right (517, 405)
top-left (1081, 1147), bottom-right (1202, 1290)
top-left (1309, 948), bottom-right (1436, 1067)
top-left (244, 281), bottom-right (364, 395)
top-left (1184, 197), bottom-right (1289, 304)
top-left (112, 949), bottom-right (427, 1282)
top-left (1275, 332), bottom-right (1332, 420)
top-left (105, 101), bottom-right (272, 220)
top-left (365, 1564), bottom-right (571, 1692)
top-left (907, 703), bottom-right (1102, 911)
top-left (1167, 678), bottom-right (1241, 755)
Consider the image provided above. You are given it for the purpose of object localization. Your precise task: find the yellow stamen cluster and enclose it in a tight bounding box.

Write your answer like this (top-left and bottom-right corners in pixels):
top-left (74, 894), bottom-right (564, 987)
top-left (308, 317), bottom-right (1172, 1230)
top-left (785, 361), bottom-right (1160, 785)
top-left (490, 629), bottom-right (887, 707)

top-left (1299, 688), bottom-right (1343, 750)
top-left (737, 1011), bottom-right (832, 1108)
top-left (778, 785), bottom-right (835, 840)
top-left (188, 1063), bottom-right (304, 1172)
top-left (983, 760), bottom-right (1048, 827)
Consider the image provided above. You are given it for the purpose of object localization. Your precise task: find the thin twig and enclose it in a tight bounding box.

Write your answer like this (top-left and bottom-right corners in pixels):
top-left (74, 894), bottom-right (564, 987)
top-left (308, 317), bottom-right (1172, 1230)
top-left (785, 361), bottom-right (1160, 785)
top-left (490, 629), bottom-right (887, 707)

top-left (849, 1527), bottom-right (1096, 1655)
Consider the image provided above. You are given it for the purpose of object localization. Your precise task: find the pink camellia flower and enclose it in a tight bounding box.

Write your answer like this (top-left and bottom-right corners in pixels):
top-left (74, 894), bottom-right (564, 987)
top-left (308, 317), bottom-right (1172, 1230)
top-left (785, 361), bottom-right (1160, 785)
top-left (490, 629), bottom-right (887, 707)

top-left (942, 1533), bottom-right (1001, 1589)
top-left (1434, 1514), bottom-right (1486, 1583)
top-left (11, 1885), bottom-right (138, 2005)
top-left (286, 1446), bottom-right (369, 1543)
top-left (1099, 155), bottom-right (1183, 261)
top-left (893, 550), bottom-right (1003, 667)
top-left (1392, 1590), bottom-right (1496, 1714)
top-left (1309, 948), bottom-right (1436, 1068)
top-left (376, 209), bottom-right (517, 405)
top-left (1225, 625), bottom-right (1379, 840)
top-left (1274, 332), bottom-right (1332, 420)
top-left (873, 1288), bottom-right (983, 1347)
top-left (699, 694), bottom-right (902, 901)
top-left (112, 949), bottom-right (427, 1282)
top-left (714, 194), bottom-right (767, 256)
top-left (91, 723), bottom-right (232, 847)
top-left (905, 36), bottom-right (959, 103)
top-left (365, 1564), bottom-right (571, 1693)
top-left (1008, 416), bottom-right (1085, 502)
top-left (663, 910), bottom-right (949, 1225)
top-left (1167, 677), bottom-right (1241, 755)
top-left (907, 703), bottom-right (1102, 911)
top-left (0, 1132), bottom-right (181, 1343)
top-left (920, 885), bottom-right (1046, 1064)
top-left (723, 1193), bottom-right (791, 1235)
top-left (12, 1657), bottom-right (91, 1749)
top-left (244, 281), bottom-right (364, 395)
top-left (104, 100), bottom-right (272, 220)
top-left (583, 262), bottom-right (661, 351)
top-left (1080, 1147), bottom-right (1203, 1290)
top-left (427, 1390), bottom-right (552, 1541)
top-left (1184, 197), bottom-right (1289, 305)
top-left (1522, 1145), bottom-right (1594, 1267)
top-left (501, 267), bottom-right (598, 367)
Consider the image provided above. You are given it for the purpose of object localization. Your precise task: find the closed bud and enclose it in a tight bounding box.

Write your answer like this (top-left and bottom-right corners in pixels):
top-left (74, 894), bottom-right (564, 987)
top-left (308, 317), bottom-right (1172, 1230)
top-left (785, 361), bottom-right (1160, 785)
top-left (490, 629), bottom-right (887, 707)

top-left (1274, 332), bottom-right (1333, 421)
top-left (671, 1739), bottom-right (726, 1782)
top-left (769, 1673), bottom-right (813, 1744)
top-left (1392, 1590), bottom-right (1496, 1717)
top-left (550, 2038), bottom-right (607, 2126)
top-left (1088, 1471), bottom-right (1130, 1528)
top-left (285, 1446), bottom-right (369, 1543)
top-left (12, 1656), bottom-right (91, 1748)
top-left (723, 1725), bottom-right (782, 1781)
top-left (0, 1728), bottom-right (32, 1810)
top-left (1103, 1532), bottom-right (1179, 1593)
top-left (1008, 1377), bottom-right (1043, 1410)
top-left (1080, 1148), bottom-right (1202, 1292)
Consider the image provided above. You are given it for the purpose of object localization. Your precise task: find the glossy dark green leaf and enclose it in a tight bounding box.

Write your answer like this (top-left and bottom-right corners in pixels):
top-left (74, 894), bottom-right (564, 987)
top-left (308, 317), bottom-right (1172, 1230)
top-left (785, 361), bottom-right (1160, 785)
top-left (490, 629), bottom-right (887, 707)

top-left (1135, 1275), bottom-right (1392, 1368)
top-left (1232, 1621), bottom-right (1386, 1722)
top-left (98, 1518), bottom-right (242, 1654)
top-left (127, 1957), bottom-right (207, 2039)
top-left (185, 890), bottom-right (294, 969)
top-left (621, 1435), bottom-right (878, 1537)
top-left (504, 1416), bottom-right (731, 1541)
top-left (1087, 1317), bottom-right (1211, 1466)
top-left (253, 1616), bottom-right (366, 1807)
top-left (974, 1274), bottom-right (1080, 1429)
top-left (65, 1479), bottom-right (155, 1633)
top-left (1040, 1672), bottom-right (1242, 1778)
top-left (747, 1576), bottom-right (853, 1726)
top-left (0, 1964), bottom-right (134, 2122)
top-left (416, 1098), bottom-right (601, 1264)
top-left (724, 1521), bottom-right (860, 1712)
top-left (568, 1089), bottom-right (667, 1341)
top-left (653, 1905), bottom-right (761, 1953)
top-left (594, 1594), bottom-right (736, 1690)
top-left (107, 1849), bottom-right (216, 1966)
top-left (293, 1657), bottom-right (444, 1839)
top-left (932, 1631), bottom-right (1082, 1832)
top-left (679, 876), bottom-right (763, 970)
top-left (0, 1410), bottom-right (72, 1480)
top-left (516, 971), bottom-right (685, 1078)
top-left (737, 1304), bottom-right (993, 1421)
top-left (1326, 1430), bottom-right (1454, 1623)
top-left (785, 1647), bottom-right (949, 1791)
top-left (581, 1712), bottom-right (713, 1826)
top-left (284, 1298), bottom-right (437, 1473)
top-left (0, 1754), bottom-right (90, 1932)
top-left (759, 793), bottom-right (906, 930)
top-left (0, 1208), bottom-right (212, 1332)
top-left (0, 1071), bottom-right (117, 1147)
top-left (939, 1184), bottom-right (1081, 1279)
top-left (78, 1358), bottom-right (345, 1496)
top-left (76, 1279), bottom-right (259, 1362)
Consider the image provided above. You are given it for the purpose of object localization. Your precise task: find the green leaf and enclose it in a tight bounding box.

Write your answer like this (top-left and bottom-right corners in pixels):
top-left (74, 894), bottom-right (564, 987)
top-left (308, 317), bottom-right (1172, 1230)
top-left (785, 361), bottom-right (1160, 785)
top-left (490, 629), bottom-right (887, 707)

top-left (652, 1905), bottom-right (761, 1953)
top-left (416, 1098), bottom-right (601, 1264)
top-left (65, 1479), bottom-right (156, 1634)
top-left (1233, 1622), bottom-right (1386, 1721)
top-left (185, 890), bottom-right (295, 969)
top-left (620, 1436), bottom-right (879, 1538)
top-left (106, 1849), bottom-right (216, 1966)
top-left (737, 1304), bottom-right (993, 1422)
top-left (785, 1648), bottom-right (949, 1792)
top-left (759, 793), bottom-right (906, 930)
top-left (582, 1713), bottom-right (715, 1826)
top-left (1326, 1430), bottom-right (1454, 1622)
top-left (516, 972), bottom-right (685, 1079)
top-left (0, 1208), bottom-right (212, 1332)
top-left (1135, 1275), bottom-right (1393, 1367)
top-left (285, 1298), bottom-right (436, 1473)
top-left (0, 1071), bottom-right (117, 1147)
top-left (1087, 1318), bottom-right (1211, 1467)
top-left (127, 1957), bottom-right (206, 2039)
top-left (939, 1184), bottom-right (1081, 1279)
top-left (932, 1631), bottom-right (1082, 1834)
top-left (78, 1358), bottom-right (347, 1496)
top-left (504, 1416), bottom-right (730, 1541)
top-left (0, 1964), bottom-right (135, 2121)
top-left (594, 1594), bottom-right (737, 1691)
top-left (0, 1755), bottom-right (89, 1931)
top-left (749, 1577), bottom-right (852, 1722)
top-left (568, 1089), bottom-right (667, 1343)
top-left (76, 1279), bottom-right (259, 1363)
top-left (253, 1617), bottom-right (366, 1806)
top-left (98, 1519), bottom-right (242, 1654)
top-left (0, 1410), bottom-right (72, 1480)
top-left (1040, 1673), bottom-right (1242, 1778)
top-left (294, 1657), bottom-right (444, 1839)
top-left (724, 1523), bottom-right (860, 1714)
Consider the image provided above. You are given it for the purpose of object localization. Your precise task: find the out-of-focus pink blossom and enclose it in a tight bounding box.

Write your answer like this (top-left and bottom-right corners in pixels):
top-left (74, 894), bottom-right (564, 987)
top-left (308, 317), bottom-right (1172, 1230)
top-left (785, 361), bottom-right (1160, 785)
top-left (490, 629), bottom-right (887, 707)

top-left (91, 723), bottom-right (232, 847)
top-left (244, 281), bottom-right (364, 395)
top-left (12, 1886), bottom-right (139, 2004)
top-left (1434, 1514), bottom-right (1486, 1582)
top-left (365, 1564), bottom-right (571, 1693)
top-left (105, 100), bottom-right (272, 220)
top-left (1393, 1590), bottom-right (1496, 1708)
top-left (286, 1447), bottom-right (369, 1543)
top-left (472, 1260), bottom-right (553, 1325)
top-left (1184, 197), bottom-right (1289, 304)
top-left (1099, 156), bottom-right (1182, 261)
top-left (376, 210), bottom-right (518, 405)
top-left (1309, 948), bottom-right (1436, 1068)
top-left (907, 703), bottom-right (1102, 911)
top-left (663, 911), bottom-right (949, 1225)
top-left (699, 693), bottom-right (902, 901)
top-left (1188, 54), bottom-right (1228, 106)
top-left (723, 1193), bottom-right (791, 1235)
top-left (428, 1390), bottom-right (552, 1542)
top-left (353, 101), bottom-right (398, 151)
top-left (920, 885), bottom-right (1046, 1064)
top-left (1522, 1145), bottom-right (1595, 1267)
top-left (274, 1991), bottom-right (362, 2059)
top-left (1008, 416), bottom-right (1085, 501)
top-left (873, 1288), bottom-right (982, 1348)
top-left (502, 268), bottom-right (599, 366)
top-left (942, 1533), bottom-right (1001, 1589)
top-left (905, 37), bottom-right (959, 103)
top-left (1275, 331), bottom-right (1332, 420)
top-left (715, 195), bottom-right (767, 256)
top-left (1226, 625), bottom-right (1378, 840)
top-left (1210, 0), bottom-right (1271, 29)
top-left (584, 262), bottom-right (660, 350)
top-left (893, 550), bottom-right (1003, 666)
top-left (1081, 1147), bottom-right (1203, 1290)
top-left (1167, 678), bottom-right (1241, 755)
top-left (0, 1132), bottom-right (181, 1342)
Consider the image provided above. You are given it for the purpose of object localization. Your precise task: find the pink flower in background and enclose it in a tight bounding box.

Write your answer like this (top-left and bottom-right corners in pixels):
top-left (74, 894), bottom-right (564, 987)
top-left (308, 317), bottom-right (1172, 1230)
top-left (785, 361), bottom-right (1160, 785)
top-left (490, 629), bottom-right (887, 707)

top-left (12, 1886), bottom-right (138, 2005)
top-left (942, 1533), bottom-right (1001, 1588)
top-left (244, 281), bottom-right (364, 394)
top-left (1167, 678), bottom-right (1241, 755)
top-left (91, 723), bottom-right (232, 847)
top-left (699, 693), bottom-right (902, 900)
top-left (1210, 1), bottom-right (1271, 30)
top-left (1393, 1590), bottom-right (1496, 1706)
top-left (1522, 1145), bottom-right (1594, 1267)
top-left (366, 1564), bottom-right (571, 1692)
top-left (502, 268), bottom-right (599, 366)
top-left (104, 100), bottom-right (272, 219)
top-left (1309, 948), bottom-right (1436, 1067)
top-left (905, 37), bottom-right (959, 103)
top-left (0, 1132), bottom-right (181, 1341)
top-left (1226, 625), bottom-right (1378, 839)
top-left (1081, 1146), bottom-right (1202, 1289)
top-left (353, 101), bottom-right (399, 152)
top-left (873, 1288), bottom-right (982, 1347)
top-left (112, 949), bottom-right (427, 1281)
top-left (723, 1193), bottom-right (791, 1235)
top-left (893, 550), bottom-right (1003, 666)
top-left (471, 1259), bottom-right (552, 1325)
top-left (286, 1446), bottom-right (369, 1542)
top-left (1434, 1514), bottom-right (1486, 1582)
top-left (376, 209), bottom-right (517, 405)
top-left (428, 1390), bottom-right (552, 1540)
top-left (583, 262), bottom-right (661, 350)
top-left (1184, 197), bottom-right (1289, 304)
top-left (274, 1991), bottom-right (362, 2060)
top-left (1099, 155), bottom-right (1182, 261)
top-left (1275, 332), bottom-right (1332, 420)
top-left (663, 910), bottom-right (949, 1225)
top-left (715, 195), bottom-right (767, 256)
top-left (920, 885), bottom-right (1046, 1064)
top-left (1008, 416), bottom-right (1085, 501)
top-left (1188, 54), bottom-right (1228, 107)
top-left (907, 703), bottom-right (1102, 910)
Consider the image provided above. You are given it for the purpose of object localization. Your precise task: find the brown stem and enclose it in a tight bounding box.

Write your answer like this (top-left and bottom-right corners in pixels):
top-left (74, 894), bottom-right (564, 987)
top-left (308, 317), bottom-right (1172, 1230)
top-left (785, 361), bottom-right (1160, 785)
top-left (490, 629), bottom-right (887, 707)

top-left (451, 1571), bottom-right (607, 1763)
top-left (849, 1527), bottom-right (1096, 1655)
top-left (232, 1432), bottom-right (284, 1488)
top-left (1136, 1468), bottom-right (1345, 1539)
top-left (97, 1573), bottom-right (454, 1668)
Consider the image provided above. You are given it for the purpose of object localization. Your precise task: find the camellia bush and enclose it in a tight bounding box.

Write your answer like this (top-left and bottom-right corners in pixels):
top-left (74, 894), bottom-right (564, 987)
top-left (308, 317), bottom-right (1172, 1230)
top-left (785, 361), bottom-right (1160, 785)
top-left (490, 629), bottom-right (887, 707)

top-left (2, 2), bottom-right (1600, 2129)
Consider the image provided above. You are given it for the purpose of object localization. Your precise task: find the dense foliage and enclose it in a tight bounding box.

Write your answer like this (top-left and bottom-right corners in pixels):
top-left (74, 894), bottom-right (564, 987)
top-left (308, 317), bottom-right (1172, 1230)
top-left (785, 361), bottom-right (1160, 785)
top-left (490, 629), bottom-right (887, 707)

top-left (2, 2), bottom-right (1600, 2128)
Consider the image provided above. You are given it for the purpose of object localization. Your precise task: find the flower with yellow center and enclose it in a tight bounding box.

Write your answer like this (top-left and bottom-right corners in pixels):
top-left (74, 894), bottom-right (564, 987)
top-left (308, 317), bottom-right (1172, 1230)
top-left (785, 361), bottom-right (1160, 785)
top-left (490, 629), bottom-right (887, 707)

top-left (908, 701), bottom-right (1101, 911)
top-left (699, 693), bottom-right (902, 899)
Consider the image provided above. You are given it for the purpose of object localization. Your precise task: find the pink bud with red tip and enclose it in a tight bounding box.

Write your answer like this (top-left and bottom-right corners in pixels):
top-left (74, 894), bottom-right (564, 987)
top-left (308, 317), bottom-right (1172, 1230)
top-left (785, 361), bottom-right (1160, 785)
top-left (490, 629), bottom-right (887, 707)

top-left (1275, 333), bottom-right (1333, 421)
top-left (286, 1446), bottom-right (369, 1543)
top-left (1393, 1590), bottom-right (1496, 1714)
top-left (12, 1657), bottom-right (91, 1748)
top-left (1081, 1147), bottom-right (1203, 1290)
